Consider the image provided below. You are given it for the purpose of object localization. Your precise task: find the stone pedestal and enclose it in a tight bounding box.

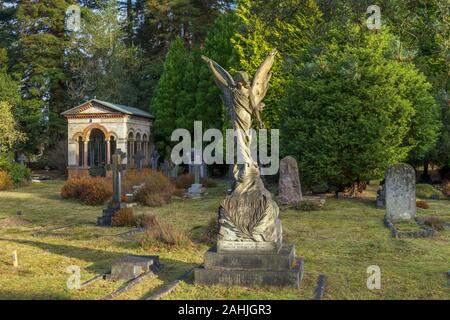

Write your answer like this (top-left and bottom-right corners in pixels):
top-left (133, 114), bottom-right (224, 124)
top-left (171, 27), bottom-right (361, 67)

top-left (195, 244), bottom-right (303, 288)
top-left (187, 183), bottom-right (206, 198)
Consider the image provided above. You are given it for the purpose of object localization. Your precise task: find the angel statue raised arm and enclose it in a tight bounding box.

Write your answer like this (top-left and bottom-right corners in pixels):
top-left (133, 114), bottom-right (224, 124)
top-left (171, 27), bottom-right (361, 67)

top-left (201, 49), bottom-right (277, 186)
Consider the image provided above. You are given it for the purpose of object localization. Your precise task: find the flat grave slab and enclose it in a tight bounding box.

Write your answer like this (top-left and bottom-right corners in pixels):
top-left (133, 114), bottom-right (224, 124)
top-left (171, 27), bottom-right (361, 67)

top-left (110, 255), bottom-right (160, 281)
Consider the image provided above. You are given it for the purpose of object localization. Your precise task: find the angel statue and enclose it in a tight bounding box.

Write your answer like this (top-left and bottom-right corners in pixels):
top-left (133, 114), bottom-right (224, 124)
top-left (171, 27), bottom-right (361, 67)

top-left (202, 50), bottom-right (282, 249)
top-left (202, 49), bottom-right (277, 188)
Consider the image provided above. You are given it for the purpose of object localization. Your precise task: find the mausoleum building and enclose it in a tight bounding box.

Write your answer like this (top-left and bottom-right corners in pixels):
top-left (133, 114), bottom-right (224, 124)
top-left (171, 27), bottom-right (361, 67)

top-left (61, 99), bottom-right (155, 178)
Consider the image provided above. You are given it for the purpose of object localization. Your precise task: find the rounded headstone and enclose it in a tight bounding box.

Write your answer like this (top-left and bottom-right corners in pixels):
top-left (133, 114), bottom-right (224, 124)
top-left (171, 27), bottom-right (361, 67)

top-left (385, 163), bottom-right (416, 221)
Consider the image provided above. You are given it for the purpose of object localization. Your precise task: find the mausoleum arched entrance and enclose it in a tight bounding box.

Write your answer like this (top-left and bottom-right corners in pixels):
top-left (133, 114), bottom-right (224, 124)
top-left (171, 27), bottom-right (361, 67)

top-left (88, 128), bottom-right (107, 176)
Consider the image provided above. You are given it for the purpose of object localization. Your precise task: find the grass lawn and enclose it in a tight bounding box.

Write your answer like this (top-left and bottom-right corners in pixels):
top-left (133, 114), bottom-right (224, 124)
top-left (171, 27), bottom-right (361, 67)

top-left (0, 179), bottom-right (449, 300)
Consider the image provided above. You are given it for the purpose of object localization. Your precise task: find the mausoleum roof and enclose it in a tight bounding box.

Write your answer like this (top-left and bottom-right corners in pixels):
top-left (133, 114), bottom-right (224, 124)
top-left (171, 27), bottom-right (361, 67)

top-left (61, 99), bottom-right (155, 119)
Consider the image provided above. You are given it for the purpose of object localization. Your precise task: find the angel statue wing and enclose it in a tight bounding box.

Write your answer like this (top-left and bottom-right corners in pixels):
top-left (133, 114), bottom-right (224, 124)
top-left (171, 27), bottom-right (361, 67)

top-left (201, 55), bottom-right (235, 110)
top-left (250, 49), bottom-right (277, 112)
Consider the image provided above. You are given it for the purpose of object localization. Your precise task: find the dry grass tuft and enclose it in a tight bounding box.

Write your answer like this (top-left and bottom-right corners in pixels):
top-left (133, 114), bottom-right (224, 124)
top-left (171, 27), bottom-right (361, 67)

top-left (293, 200), bottom-right (323, 211)
top-left (174, 174), bottom-right (217, 189)
top-left (416, 200), bottom-right (429, 209)
top-left (0, 171), bottom-right (13, 191)
top-left (202, 216), bottom-right (218, 244)
top-left (61, 177), bottom-right (112, 205)
top-left (111, 208), bottom-right (135, 227)
top-left (442, 180), bottom-right (450, 197)
top-left (125, 170), bottom-right (174, 207)
top-left (139, 216), bottom-right (189, 248)
top-left (420, 216), bottom-right (446, 231)
top-left (0, 216), bottom-right (31, 228)
top-left (174, 173), bottom-right (193, 189)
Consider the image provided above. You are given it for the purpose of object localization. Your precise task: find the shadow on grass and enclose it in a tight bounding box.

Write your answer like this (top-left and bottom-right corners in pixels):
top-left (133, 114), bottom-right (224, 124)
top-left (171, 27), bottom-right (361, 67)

top-left (1, 237), bottom-right (200, 300)
top-left (0, 289), bottom-right (71, 300)
top-left (138, 258), bottom-right (199, 300)
top-left (343, 196), bottom-right (378, 209)
top-left (0, 238), bottom-right (128, 272)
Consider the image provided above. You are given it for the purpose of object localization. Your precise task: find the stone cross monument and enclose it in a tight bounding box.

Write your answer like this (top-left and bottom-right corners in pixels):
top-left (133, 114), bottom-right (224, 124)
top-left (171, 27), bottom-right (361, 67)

top-left (97, 149), bottom-right (127, 226)
top-left (195, 50), bottom-right (303, 288)
top-left (187, 153), bottom-right (205, 198)
top-left (151, 149), bottom-right (160, 170)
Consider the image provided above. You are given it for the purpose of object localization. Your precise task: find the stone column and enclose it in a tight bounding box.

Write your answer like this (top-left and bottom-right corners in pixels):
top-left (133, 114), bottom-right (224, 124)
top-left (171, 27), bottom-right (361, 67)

top-left (106, 139), bottom-right (111, 165)
top-left (83, 140), bottom-right (89, 167)
top-left (131, 140), bottom-right (135, 167)
top-left (144, 141), bottom-right (148, 166)
top-left (148, 142), bottom-right (151, 166)
top-left (67, 140), bottom-right (78, 166)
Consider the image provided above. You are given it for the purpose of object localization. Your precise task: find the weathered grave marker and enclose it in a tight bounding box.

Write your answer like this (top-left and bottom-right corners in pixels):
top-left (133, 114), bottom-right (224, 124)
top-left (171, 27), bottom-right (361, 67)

top-left (277, 156), bottom-right (302, 205)
top-left (151, 149), bottom-right (160, 170)
top-left (133, 150), bottom-right (145, 171)
top-left (18, 154), bottom-right (27, 166)
top-left (376, 184), bottom-right (386, 209)
top-left (97, 149), bottom-right (127, 226)
top-left (385, 163), bottom-right (416, 221)
top-left (187, 153), bottom-right (206, 198)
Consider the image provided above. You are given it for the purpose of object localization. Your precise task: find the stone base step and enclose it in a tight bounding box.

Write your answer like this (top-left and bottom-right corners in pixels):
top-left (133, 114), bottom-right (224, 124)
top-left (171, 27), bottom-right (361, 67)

top-left (97, 215), bottom-right (112, 226)
top-left (195, 258), bottom-right (303, 288)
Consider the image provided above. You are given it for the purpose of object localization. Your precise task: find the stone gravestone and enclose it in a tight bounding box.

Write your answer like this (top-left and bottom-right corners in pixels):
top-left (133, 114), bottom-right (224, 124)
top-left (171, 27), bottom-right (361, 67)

top-left (161, 160), bottom-right (169, 176)
top-left (189, 149), bottom-right (207, 178)
top-left (133, 150), bottom-right (145, 171)
top-left (187, 153), bottom-right (206, 198)
top-left (18, 154), bottom-right (27, 166)
top-left (151, 149), bottom-right (160, 170)
top-left (97, 149), bottom-right (127, 226)
top-left (171, 163), bottom-right (179, 178)
top-left (200, 163), bottom-right (207, 178)
top-left (376, 184), bottom-right (385, 209)
top-left (277, 156), bottom-right (302, 205)
top-left (385, 163), bottom-right (416, 221)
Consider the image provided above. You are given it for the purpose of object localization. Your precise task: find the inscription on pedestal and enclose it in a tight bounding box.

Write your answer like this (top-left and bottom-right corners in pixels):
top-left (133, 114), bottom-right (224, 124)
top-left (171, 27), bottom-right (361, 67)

top-left (218, 273), bottom-right (263, 286)
top-left (217, 240), bottom-right (281, 253)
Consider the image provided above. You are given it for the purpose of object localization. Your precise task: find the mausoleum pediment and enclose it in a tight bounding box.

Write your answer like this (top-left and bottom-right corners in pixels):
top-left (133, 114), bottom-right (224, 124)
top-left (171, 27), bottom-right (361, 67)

top-left (61, 99), bottom-right (155, 120)
top-left (78, 104), bottom-right (119, 114)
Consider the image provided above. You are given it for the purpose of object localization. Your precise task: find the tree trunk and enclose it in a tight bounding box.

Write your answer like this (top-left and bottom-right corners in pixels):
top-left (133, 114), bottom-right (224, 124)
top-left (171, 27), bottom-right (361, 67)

top-left (422, 160), bottom-right (431, 183)
top-left (127, 0), bottom-right (133, 42)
